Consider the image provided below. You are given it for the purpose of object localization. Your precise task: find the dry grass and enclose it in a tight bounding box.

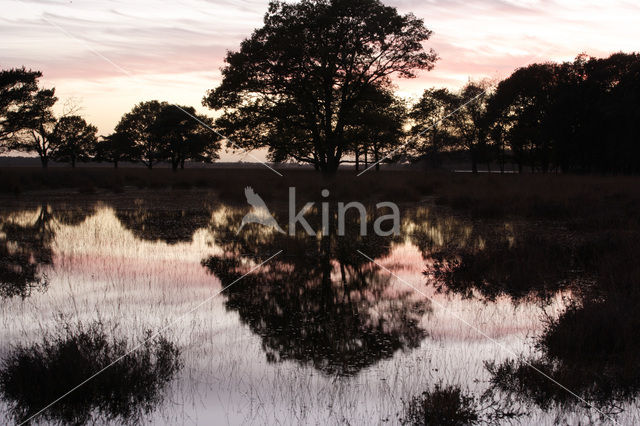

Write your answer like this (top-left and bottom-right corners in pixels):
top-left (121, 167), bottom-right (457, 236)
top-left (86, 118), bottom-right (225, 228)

top-left (2, 168), bottom-right (640, 224)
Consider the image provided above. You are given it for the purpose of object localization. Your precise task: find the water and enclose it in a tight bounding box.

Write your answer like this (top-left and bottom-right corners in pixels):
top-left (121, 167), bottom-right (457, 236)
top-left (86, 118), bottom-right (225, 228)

top-left (0, 190), bottom-right (637, 424)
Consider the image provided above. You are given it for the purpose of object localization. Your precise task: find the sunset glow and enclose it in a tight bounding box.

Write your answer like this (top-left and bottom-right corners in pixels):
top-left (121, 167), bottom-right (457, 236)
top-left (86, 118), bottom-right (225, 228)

top-left (3, 0), bottom-right (639, 138)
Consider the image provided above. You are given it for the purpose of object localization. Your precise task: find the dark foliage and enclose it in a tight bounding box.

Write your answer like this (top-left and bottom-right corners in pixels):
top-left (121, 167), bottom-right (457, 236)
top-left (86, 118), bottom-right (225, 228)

top-left (204, 0), bottom-right (437, 173)
top-left (0, 321), bottom-right (182, 425)
top-left (400, 384), bottom-right (479, 425)
top-left (202, 209), bottom-right (427, 376)
top-left (488, 52), bottom-right (640, 174)
top-left (0, 205), bottom-right (53, 298)
top-left (50, 115), bottom-right (98, 168)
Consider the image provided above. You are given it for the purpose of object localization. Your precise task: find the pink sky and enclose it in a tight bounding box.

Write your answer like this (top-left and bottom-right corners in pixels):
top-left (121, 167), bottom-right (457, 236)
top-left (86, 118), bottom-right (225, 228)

top-left (3, 0), bottom-right (639, 159)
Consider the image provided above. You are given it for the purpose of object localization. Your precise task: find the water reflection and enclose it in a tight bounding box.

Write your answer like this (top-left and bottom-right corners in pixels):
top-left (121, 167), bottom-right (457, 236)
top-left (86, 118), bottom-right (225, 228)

top-left (486, 294), bottom-right (640, 415)
top-left (0, 206), bottom-right (54, 298)
top-left (116, 198), bottom-right (212, 244)
top-left (203, 207), bottom-right (429, 376)
top-left (428, 230), bottom-right (583, 304)
top-left (0, 196), bottom-right (637, 423)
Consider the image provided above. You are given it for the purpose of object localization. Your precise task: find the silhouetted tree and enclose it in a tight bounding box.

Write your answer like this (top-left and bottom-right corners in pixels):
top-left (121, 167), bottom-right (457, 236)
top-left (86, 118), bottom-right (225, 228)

top-left (0, 68), bottom-right (43, 145)
top-left (1, 68), bottom-right (57, 167)
top-left (93, 132), bottom-right (136, 168)
top-left (150, 105), bottom-right (220, 171)
top-left (447, 81), bottom-right (492, 173)
top-left (410, 83), bottom-right (491, 172)
top-left (50, 115), bottom-right (98, 168)
top-left (489, 63), bottom-right (563, 173)
top-left (409, 87), bottom-right (457, 168)
top-left (573, 53), bottom-right (640, 173)
top-left (344, 87), bottom-right (407, 171)
top-left (116, 101), bottom-right (220, 169)
top-left (204, 0), bottom-right (437, 174)
top-left (487, 52), bottom-right (640, 174)
top-left (115, 101), bottom-right (165, 169)
top-left (609, 59), bottom-right (640, 173)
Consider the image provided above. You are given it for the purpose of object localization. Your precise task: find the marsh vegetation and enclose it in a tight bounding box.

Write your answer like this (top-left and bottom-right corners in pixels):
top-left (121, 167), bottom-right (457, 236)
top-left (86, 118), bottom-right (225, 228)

top-left (0, 172), bottom-right (639, 424)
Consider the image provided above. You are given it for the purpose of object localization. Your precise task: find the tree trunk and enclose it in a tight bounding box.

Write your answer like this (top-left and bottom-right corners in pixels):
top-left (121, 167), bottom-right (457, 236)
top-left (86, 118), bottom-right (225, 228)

top-left (40, 156), bottom-right (48, 169)
top-left (324, 157), bottom-right (339, 175)
top-left (180, 158), bottom-right (185, 169)
top-left (374, 146), bottom-right (380, 171)
top-left (71, 157), bottom-right (76, 168)
top-left (355, 149), bottom-right (359, 172)
top-left (114, 161), bottom-right (118, 169)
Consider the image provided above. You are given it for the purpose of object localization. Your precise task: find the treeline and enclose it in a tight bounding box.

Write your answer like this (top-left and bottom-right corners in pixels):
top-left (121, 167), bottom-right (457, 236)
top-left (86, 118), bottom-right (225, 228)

top-left (409, 52), bottom-right (640, 174)
top-left (0, 69), bottom-right (221, 169)
top-left (2, 52), bottom-right (640, 173)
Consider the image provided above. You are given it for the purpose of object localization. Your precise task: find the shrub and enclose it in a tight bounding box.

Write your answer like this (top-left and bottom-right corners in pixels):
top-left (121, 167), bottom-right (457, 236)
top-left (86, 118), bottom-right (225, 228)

top-left (400, 383), bottom-right (479, 425)
top-left (0, 321), bottom-right (182, 424)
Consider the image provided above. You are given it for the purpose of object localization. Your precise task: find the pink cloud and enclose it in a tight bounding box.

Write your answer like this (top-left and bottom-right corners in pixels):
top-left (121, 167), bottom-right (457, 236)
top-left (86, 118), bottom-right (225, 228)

top-left (2, 0), bottom-right (639, 135)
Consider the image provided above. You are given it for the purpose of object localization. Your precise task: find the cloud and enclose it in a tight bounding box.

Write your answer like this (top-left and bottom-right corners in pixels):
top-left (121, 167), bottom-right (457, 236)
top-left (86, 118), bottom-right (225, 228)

top-left (2, 0), bottom-right (639, 134)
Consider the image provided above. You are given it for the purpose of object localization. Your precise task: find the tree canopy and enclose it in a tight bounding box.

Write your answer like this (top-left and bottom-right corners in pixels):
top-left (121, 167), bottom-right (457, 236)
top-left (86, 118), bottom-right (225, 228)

top-left (50, 116), bottom-right (98, 168)
top-left (204, 0), bottom-right (437, 173)
top-left (0, 68), bottom-right (57, 167)
top-left (115, 101), bottom-right (221, 170)
top-left (0, 68), bottom-right (43, 144)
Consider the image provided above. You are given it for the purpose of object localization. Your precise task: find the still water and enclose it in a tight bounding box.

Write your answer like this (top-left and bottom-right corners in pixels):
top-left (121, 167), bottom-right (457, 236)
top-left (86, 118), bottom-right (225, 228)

top-left (0, 191), bottom-right (636, 424)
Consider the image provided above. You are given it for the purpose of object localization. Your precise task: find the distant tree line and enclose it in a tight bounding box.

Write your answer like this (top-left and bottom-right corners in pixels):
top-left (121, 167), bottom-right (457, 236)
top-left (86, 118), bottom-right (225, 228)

top-left (410, 52), bottom-right (640, 174)
top-left (0, 68), bottom-right (221, 170)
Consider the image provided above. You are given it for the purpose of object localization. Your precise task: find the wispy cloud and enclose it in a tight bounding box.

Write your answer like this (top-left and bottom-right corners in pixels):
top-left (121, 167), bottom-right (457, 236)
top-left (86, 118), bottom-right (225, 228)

top-left (2, 0), bottom-right (639, 136)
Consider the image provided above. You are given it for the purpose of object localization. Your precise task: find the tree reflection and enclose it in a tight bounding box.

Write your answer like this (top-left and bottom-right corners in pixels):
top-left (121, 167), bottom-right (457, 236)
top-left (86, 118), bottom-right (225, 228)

top-left (115, 198), bottom-right (212, 244)
top-left (0, 204), bottom-right (100, 299)
top-left (429, 232), bottom-right (583, 304)
top-left (202, 207), bottom-right (429, 376)
top-left (484, 234), bottom-right (640, 415)
top-left (405, 208), bottom-right (581, 304)
top-left (0, 206), bottom-right (54, 298)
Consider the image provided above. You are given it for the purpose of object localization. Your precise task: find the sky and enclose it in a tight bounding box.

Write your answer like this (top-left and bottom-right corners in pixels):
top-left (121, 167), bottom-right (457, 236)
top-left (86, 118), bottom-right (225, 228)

top-left (2, 0), bottom-right (640, 159)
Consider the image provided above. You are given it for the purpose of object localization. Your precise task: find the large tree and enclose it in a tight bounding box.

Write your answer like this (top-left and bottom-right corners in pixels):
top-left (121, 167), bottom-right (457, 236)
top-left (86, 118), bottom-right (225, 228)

top-left (447, 81), bottom-right (492, 173)
top-left (204, 0), bottom-right (437, 173)
top-left (410, 82), bottom-right (491, 172)
top-left (409, 87), bottom-right (458, 168)
top-left (487, 52), bottom-right (640, 173)
top-left (115, 101), bottom-right (165, 169)
top-left (50, 115), bottom-right (98, 168)
top-left (488, 63), bottom-right (563, 173)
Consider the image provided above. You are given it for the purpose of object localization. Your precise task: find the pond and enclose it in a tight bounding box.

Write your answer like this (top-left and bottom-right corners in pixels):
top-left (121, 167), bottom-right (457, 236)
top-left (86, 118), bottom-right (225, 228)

top-left (0, 190), bottom-right (637, 425)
